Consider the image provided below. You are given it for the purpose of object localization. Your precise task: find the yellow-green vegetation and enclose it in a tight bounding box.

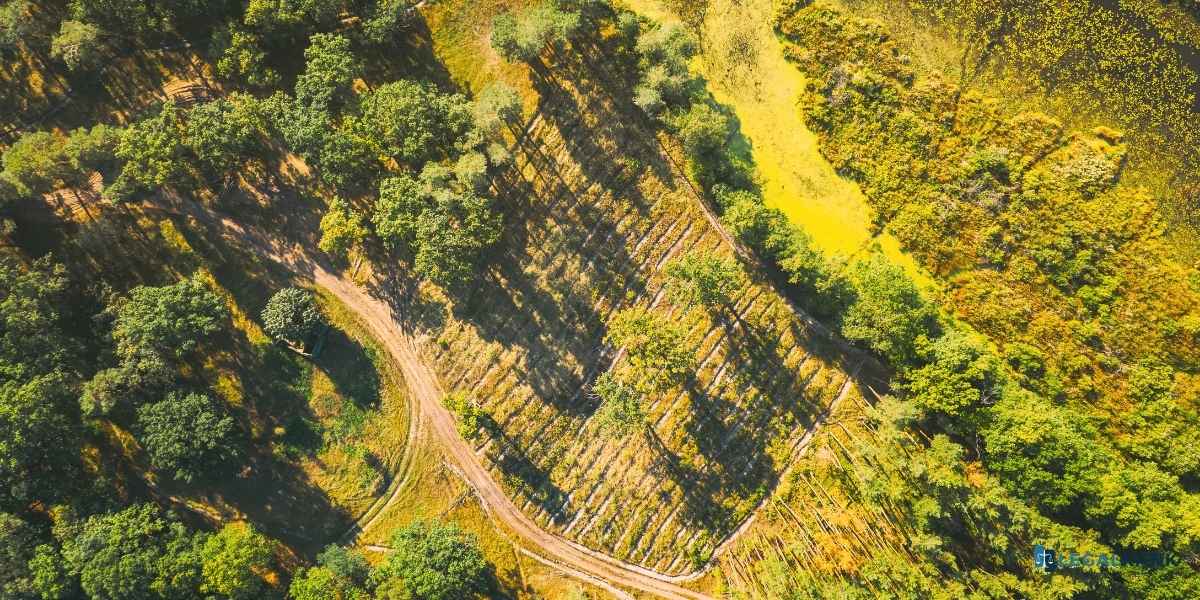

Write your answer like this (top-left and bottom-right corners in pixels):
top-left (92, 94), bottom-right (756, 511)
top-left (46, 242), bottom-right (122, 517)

top-left (830, 0), bottom-right (1200, 253)
top-left (776, 0), bottom-right (1200, 420)
top-left (357, 428), bottom-right (613, 599)
top-left (623, 0), bottom-right (928, 285)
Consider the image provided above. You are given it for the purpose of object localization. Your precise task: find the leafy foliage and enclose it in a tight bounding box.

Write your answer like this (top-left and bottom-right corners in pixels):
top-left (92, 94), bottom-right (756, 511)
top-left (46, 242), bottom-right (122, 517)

top-left (261, 287), bottom-right (325, 346)
top-left (491, 1), bottom-right (581, 62)
top-left (412, 189), bottom-right (501, 289)
top-left (184, 95), bottom-right (265, 178)
top-left (840, 255), bottom-right (935, 367)
top-left (373, 520), bottom-right (488, 600)
top-left (605, 307), bottom-right (694, 393)
top-left (56, 504), bottom-right (205, 600)
top-left (295, 33), bottom-right (359, 113)
top-left (110, 102), bottom-right (188, 200)
top-left (631, 21), bottom-right (697, 116)
top-left (443, 391), bottom-right (485, 439)
top-left (319, 198), bottom-right (369, 261)
top-left (591, 371), bottom-right (644, 438)
top-left (198, 522), bottom-right (273, 600)
top-left (0, 257), bottom-right (79, 510)
top-left (135, 391), bottom-right (238, 483)
top-left (112, 275), bottom-right (228, 361)
top-left (663, 251), bottom-right (742, 309)
top-left (355, 80), bottom-right (474, 166)
top-left (50, 20), bottom-right (103, 71)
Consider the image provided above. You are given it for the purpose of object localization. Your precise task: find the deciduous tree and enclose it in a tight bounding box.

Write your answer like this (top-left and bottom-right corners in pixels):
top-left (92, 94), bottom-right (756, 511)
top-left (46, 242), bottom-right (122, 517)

top-left (112, 275), bottom-right (228, 361)
top-left (135, 391), bottom-right (238, 483)
top-left (372, 174), bottom-right (428, 251)
top-left (605, 307), bottom-right (694, 392)
top-left (491, 1), bottom-right (580, 62)
top-left (199, 522), bottom-right (273, 600)
top-left (840, 254), bottom-right (936, 368)
top-left (356, 80), bottom-right (474, 165)
top-left (261, 287), bottom-right (325, 347)
top-left (663, 251), bottom-right (742, 309)
top-left (413, 189), bottom-right (501, 289)
top-left (319, 198), bottom-right (369, 261)
top-left (591, 371), bottom-right (644, 438)
top-left (373, 520), bottom-right (489, 600)
top-left (50, 20), bottom-right (104, 71)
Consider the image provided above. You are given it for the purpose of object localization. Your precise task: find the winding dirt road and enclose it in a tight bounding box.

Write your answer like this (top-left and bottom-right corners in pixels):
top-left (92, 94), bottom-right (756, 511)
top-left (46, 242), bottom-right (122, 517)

top-left (170, 202), bottom-right (714, 599)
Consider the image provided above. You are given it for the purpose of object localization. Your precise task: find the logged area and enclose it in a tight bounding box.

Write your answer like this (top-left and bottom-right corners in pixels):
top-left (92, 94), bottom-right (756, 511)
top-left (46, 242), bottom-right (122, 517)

top-left (417, 44), bottom-right (877, 573)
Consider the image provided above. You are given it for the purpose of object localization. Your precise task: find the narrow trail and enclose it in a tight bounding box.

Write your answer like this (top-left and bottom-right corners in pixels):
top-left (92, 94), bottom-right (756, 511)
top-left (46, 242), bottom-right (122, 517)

top-left (163, 201), bottom-right (713, 600)
top-left (152, 137), bottom-right (881, 596)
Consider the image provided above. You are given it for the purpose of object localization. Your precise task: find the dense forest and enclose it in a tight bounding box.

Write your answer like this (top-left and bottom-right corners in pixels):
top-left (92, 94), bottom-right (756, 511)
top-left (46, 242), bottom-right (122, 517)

top-left (1, 0), bottom-right (1199, 598)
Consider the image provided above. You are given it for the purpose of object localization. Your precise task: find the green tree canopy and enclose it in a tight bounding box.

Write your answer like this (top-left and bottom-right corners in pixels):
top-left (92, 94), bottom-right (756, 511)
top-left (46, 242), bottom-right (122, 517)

top-left (213, 24), bottom-right (281, 88)
top-left (50, 20), bottom-right (104, 71)
top-left (356, 80), bottom-right (474, 166)
top-left (632, 22), bottom-right (697, 115)
top-left (840, 254), bottom-right (936, 368)
top-left (412, 189), bottom-right (502, 289)
top-left (296, 33), bottom-right (359, 113)
top-left (591, 371), bottom-right (645, 438)
top-left (135, 391), bottom-right (238, 483)
top-left (199, 522), bottom-right (273, 600)
top-left (110, 101), bottom-right (188, 200)
top-left (319, 198), bottom-right (369, 261)
top-left (56, 504), bottom-right (206, 600)
top-left (0, 257), bottom-right (80, 510)
top-left (0, 511), bottom-right (45, 597)
top-left (362, 0), bottom-right (417, 44)
top-left (1, 131), bottom-right (72, 197)
top-left (261, 287), bottom-right (325, 346)
top-left (443, 390), bottom-right (485, 439)
top-left (184, 95), bottom-right (265, 178)
top-left (900, 331), bottom-right (1002, 426)
top-left (112, 275), bottom-right (228, 361)
top-left (491, 1), bottom-right (580, 62)
top-left (0, 1), bottom-right (34, 52)
top-left (472, 82), bottom-right (522, 138)
top-left (0, 256), bottom-right (75, 382)
top-left (605, 307), bottom-right (695, 393)
top-left (289, 566), bottom-right (370, 600)
top-left (982, 393), bottom-right (1101, 514)
top-left (663, 251), bottom-right (742, 309)
top-left (373, 174), bottom-right (429, 251)
top-left (62, 123), bottom-right (121, 176)
top-left (373, 520), bottom-right (489, 600)
top-left (79, 349), bottom-right (172, 416)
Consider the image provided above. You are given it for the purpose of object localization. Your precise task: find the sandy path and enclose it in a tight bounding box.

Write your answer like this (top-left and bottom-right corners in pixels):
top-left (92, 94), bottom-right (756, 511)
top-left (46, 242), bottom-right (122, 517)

top-left (165, 202), bottom-right (713, 599)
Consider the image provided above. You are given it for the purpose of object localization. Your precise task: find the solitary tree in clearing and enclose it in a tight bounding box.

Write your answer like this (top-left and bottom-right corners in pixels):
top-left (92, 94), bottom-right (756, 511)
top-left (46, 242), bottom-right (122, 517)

top-left (261, 287), bottom-right (325, 347)
top-left (605, 307), bottom-right (695, 393)
top-left (592, 371), bottom-right (645, 438)
top-left (664, 251), bottom-right (743, 310)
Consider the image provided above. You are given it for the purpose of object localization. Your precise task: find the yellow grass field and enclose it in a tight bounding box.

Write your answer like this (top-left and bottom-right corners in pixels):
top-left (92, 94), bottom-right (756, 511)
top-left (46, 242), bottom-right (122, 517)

top-left (623, 0), bottom-right (934, 288)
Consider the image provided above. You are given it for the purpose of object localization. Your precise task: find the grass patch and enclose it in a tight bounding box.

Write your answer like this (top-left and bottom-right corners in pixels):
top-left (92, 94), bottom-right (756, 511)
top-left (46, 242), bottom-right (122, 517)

top-left (624, 0), bottom-right (934, 288)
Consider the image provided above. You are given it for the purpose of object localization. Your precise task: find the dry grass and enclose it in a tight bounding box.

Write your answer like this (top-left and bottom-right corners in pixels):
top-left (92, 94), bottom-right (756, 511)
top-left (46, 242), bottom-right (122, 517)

top-left (400, 37), bottom-right (876, 574)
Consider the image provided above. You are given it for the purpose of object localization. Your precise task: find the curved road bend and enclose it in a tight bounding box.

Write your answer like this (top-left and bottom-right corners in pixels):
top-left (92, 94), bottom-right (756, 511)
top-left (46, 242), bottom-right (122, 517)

top-left (168, 204), bottom-right (713, 600)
